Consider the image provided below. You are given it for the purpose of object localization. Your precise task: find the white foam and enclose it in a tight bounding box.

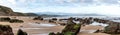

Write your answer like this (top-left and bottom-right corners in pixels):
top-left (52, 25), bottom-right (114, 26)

top-left (90, 22), bottom-right (108, 27)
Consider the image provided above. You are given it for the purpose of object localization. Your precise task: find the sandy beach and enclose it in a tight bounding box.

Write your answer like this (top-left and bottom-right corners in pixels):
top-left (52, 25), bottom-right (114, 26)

top-left (0, 16), bottom-right (111, 35)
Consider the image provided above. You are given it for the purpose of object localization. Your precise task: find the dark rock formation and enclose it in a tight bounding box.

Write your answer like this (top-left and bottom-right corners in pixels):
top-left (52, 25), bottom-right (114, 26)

top-left (49, 23), bottom-right (81, 35)
top-left (33, 16), bottom-right (43, 20)
top-left (0, 25), bottom-right (14, 35)
top-left (49, 32), bottom-right (56, 35)
top-left (80, 18), bottom-right (93, 25)
top-left (67, 17), bottom-right (76, 25)
top-left (48, 20), bottom-right (55, 23)
top-left (0, 17), bottom-right (11, 22)
top-left (104, 23), bottom-right (120, 34)
top-left (9, 19), bottom-right (24, 23)
top-left (93, 18), bottom-right (111, 24)
top-left (61, 24), bottom-right (81, 35)
top-left (17, 29), bottom-right (27, 35)
top-left (51, 18), bottom-right (57, 21)
top-left (0, 17), bottom-right (24, 23)
top-left (59, 19), bottom-right (68, 21)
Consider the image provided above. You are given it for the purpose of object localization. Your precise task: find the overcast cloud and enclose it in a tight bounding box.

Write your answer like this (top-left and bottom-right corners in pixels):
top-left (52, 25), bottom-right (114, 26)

top-left (0, 0), bottom-right (120, 15)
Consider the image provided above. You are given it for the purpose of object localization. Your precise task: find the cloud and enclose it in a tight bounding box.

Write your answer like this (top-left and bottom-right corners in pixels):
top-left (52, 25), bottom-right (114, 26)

top-left (0, 0), bottom-right (120, 15)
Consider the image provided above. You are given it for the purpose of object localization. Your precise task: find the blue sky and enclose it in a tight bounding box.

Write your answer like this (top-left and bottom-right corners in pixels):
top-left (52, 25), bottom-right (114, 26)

top-left (0, 0), bottom-right (120, 15)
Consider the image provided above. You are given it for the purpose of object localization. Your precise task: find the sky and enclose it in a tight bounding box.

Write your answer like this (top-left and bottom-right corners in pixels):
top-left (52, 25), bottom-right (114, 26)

top-left (0, 0), bottom-right (120, 15)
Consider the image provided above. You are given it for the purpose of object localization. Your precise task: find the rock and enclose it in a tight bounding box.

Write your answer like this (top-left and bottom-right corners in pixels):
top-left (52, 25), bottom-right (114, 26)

top-left (94, 29), bottom-right (101, 33)
top-left (17, 29), bottom-right (27, 35)
top-left (49, 32), bottom-right (56, 35)
top-left (0, 25), bottom-right (14, 35)
top-left (67, 17), bottom-right (76, 25)
top-left (33, 16), bottom-right (43, 20)
top-left (61, 24), bottom-right (81, 35)
top-left (59, 23), bottom-right (66, 26)
top-left (51, 18), bottom-right (57, 21)
top-left (104, 23), bottom-right (120, 34)
top-left (9, 19), bottom-right (24, 23)
top-left (93, 18), bottom-right (110, 23)
top-left (49, 24), bottom-right (81, 35)
top-left (80, 18), bottom-right (93, 25)
top-left (59, 19), bottom-right (68, 21)
top-left (0, 17), bottom-right (11, 22)
top-left (48, 20), bottom-right (55, 23)
top-left (75, 18), bottom-right (82, 21)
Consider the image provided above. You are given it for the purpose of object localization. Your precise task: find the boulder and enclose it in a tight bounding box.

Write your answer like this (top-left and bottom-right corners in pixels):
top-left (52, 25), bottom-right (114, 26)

top-left (0, 25), bottom-right (14, 35)
top-left (17, 29), bottom-right (27, 35)
top-left (104, 23), bottom-right (120, 34)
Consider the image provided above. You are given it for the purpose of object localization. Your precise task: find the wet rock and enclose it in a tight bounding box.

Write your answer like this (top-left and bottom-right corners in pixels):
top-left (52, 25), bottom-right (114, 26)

top-left (9, 19), bottom-right (24, 23)
top-left (52, 18), bottom-right (57, 21)
top-left (59, 19), bottom-right (68, 21)
top-left (48, 20), bottom-right (55, 23)
top-left (67, 17), bottom-right (76, 25)
top-left (80, 18), bottom-right (93, 25)
top-left (17, 29), bottom-right (27, 35)
top-left (94, 29), bottom-right (101, 33)
top-left (49, 23), bottom-right (81, 35)
top-left (93, 18), bottom-right (110, 24)
top-left (62, 24), bottom-right (81, 35)
top-left (104, 23), bottom-right (120, 34)
top-left (49, 32), bottom-right (56, 35)
top-left (0, 25), bottom-right (14, 35)
top-left (0, 17), bottom-right (11, 22)
top-left (59, 23), bottom-right (66, 26)
top-left (33, 16), bottom-right (43, 20)
top-left (75, 18), bottom-right (82, 21)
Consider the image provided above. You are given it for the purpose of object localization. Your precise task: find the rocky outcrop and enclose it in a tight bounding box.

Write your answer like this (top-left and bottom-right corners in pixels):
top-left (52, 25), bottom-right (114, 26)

top-left (49, 19), bottom-right (81, 35)
top-left (49, 24), bottom-right (81, 35)
top-left (0, 17), bottom-right (11, 22)
top-left (33, 16), bottom-right (43, 20)
top-left (0, 17), bottom-right (24, 23)
top-left (51, 18), bottom-right (57, 21)
top-left (104, 23), bottom-right (120, 34)
top-left (0, 25), bottom-right (14, 35)
top-left (17, 29), bottom-right (27, 35)
top-left (9, 19), bottom-right (24, 23)
top-left (80, 18), bottom-right (93, 25)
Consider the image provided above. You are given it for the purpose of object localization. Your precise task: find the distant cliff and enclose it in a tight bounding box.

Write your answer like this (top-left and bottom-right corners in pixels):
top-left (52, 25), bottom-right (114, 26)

top-left (0, 5), bottom-right (38, 16)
